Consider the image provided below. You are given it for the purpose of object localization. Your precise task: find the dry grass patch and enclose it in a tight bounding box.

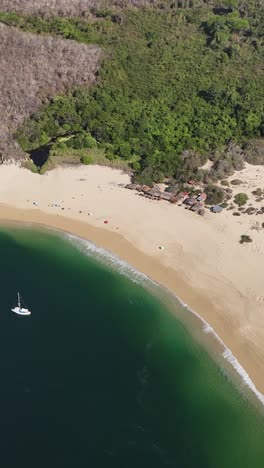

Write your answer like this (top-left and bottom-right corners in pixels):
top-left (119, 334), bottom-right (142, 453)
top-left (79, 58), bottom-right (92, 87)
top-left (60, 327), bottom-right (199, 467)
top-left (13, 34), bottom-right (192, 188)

top-left (0, 0), bottom-right (163, 17)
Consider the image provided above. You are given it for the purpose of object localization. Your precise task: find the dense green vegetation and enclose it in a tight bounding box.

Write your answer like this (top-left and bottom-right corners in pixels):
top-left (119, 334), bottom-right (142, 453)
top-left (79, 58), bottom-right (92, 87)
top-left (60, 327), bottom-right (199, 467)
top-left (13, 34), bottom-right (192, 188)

top-left (204, 185), bottom-right (225, 204)
top-left (234, 192), bottom-right (248, 206)
top-left (0, 1), bottom-right (263, 181)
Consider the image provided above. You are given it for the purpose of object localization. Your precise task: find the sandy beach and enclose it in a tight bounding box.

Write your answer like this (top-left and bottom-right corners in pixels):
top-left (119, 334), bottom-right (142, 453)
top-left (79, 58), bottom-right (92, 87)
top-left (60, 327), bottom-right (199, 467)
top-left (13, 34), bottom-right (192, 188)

top-left (1, 163), bottom-right (264, 397)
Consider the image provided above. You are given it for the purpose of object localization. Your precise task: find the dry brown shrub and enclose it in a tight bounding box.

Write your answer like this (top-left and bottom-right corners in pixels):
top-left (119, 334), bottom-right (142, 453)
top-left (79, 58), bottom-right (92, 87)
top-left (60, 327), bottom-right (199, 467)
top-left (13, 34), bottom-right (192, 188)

top-left (0, 0), bottom-right (162, 17)
top-left (0, 23), bottom-right (101, 159)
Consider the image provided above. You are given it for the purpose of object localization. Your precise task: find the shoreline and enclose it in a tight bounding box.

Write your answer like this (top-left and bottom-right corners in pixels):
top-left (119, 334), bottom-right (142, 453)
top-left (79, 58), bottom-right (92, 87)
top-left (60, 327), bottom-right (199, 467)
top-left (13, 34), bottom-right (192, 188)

top-left (1, 164), bottom-right (264, 400)
top-left (62, 230), bottom-right (264, 408)
top-left (1, 204), bottom-right (264, 405)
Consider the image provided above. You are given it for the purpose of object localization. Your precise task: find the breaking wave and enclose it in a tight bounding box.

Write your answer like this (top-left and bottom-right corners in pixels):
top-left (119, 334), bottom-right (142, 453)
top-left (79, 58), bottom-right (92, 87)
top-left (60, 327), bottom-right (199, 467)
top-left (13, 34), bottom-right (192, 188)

top-left (65, 232), bottom-right (264, 406)
top-left (65, 232), bottom-right (152, 285)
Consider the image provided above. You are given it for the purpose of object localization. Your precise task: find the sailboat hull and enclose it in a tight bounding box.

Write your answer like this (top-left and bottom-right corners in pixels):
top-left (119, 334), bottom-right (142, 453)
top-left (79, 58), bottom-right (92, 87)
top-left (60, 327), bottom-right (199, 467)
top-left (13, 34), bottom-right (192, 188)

top-left (11, 307), bottom-right (31, 316)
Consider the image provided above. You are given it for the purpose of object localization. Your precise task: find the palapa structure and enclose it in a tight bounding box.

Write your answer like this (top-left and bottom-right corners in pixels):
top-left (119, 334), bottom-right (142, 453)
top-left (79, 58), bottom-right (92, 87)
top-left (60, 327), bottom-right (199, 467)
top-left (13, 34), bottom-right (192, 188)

top-left (126, 183), bottom-right (140, 190)
top-left (212, 205), bottom-right (223, 213)
top-left (148, 188), bottom-right (162, 200)
top-left (160, 192), bottom-right (173, 201)
top-left (184, 197), bottom-right (197, 207)
top-left (197, 192), bottom-right (207, 202)
top-left (124, 182), bottom-right (206, 217)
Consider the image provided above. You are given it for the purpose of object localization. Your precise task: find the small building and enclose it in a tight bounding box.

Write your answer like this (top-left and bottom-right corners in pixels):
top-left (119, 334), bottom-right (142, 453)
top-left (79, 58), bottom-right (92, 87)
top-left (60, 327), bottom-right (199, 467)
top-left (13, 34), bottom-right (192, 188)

top-left (126, 183), bottom-right (139, 190)
top-left (141, 185), bottom-right (152, 193)
top-left (148, 188), bottom-right (162, 200)
top-left (198, 208), bottom-right (205, 216)
top-left (197, 193), bottom-right (207, 202)
top-left (165, 183), bottom-right (179, 194)
top-left (190, 203), bottom-right (203, 212)
top-left (160, 192), bottom-right (173, 201)
top-left (212, 205), bottom-right (223, 214)
top-left (170, 191), bottom-right (189, 203)
top-left (180, 191), bottom-right (190, 200)
top-left (184, 197), bottom-right (197, 207)
top-left (170, 194), bottom-right (181, 204)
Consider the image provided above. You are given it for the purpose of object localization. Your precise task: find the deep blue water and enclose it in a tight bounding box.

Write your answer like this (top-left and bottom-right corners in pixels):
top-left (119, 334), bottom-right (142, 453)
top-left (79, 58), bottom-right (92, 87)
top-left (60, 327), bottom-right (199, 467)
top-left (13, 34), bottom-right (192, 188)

top-left (0, 226), bottom-right (264, 468)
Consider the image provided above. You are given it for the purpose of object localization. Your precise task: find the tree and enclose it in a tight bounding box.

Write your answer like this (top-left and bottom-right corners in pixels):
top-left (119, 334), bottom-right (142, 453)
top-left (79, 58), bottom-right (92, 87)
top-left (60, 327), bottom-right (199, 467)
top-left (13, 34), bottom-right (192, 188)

top-left (203, 12), bottom-right (249, 49)
top-left (234, 193), bottom-right (248, 206)
top-left (205, 185), bottom-right (225, 204)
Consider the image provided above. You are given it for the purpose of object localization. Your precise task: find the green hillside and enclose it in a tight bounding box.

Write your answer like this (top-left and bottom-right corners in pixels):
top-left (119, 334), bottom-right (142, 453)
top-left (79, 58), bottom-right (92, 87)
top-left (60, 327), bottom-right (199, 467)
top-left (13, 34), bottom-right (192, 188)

top-left (1, 1), bottom-right (263, 182)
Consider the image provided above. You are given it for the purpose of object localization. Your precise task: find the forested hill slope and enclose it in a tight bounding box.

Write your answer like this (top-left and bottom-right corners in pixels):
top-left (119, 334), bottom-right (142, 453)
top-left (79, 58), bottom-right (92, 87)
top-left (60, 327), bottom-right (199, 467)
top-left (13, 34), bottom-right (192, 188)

top-left (0, 0), bottom-right (263, 182)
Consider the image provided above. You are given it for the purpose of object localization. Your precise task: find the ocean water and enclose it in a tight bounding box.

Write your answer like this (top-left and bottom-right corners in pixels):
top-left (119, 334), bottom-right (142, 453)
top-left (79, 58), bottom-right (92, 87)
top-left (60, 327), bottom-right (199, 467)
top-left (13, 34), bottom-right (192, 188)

top-left (0, 226), bottom-right (264, 468)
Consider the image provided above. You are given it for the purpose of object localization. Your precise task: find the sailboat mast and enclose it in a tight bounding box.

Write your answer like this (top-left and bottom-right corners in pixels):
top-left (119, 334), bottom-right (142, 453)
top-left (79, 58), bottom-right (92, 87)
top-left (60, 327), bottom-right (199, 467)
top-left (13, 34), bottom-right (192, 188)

top-left (18, 292), bottom-right (21, 309)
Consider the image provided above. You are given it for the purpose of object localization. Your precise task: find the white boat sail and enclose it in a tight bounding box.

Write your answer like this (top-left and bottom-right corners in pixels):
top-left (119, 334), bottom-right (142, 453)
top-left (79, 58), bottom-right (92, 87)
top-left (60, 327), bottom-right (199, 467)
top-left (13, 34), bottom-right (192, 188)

top-left (11, 292), bottom-right (31, 316)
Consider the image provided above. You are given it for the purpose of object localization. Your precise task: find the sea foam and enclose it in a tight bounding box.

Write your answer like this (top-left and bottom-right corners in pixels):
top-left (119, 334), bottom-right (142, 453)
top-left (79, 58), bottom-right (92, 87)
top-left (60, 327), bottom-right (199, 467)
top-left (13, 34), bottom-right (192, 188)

top-left (65, 232), bottom-right (264, 406)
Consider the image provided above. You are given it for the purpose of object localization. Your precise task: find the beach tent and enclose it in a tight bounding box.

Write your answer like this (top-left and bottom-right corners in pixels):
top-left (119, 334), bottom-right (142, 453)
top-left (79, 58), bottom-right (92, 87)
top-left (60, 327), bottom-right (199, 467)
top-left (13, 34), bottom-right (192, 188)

top-left (212, 205), bottom-right (223, 214)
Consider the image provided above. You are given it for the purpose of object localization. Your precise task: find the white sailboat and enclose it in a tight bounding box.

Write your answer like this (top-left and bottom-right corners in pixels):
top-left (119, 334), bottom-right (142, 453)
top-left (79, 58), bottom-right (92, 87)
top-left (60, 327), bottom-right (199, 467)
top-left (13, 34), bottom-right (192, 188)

top-left (11, 292), bottom-right (31, 316)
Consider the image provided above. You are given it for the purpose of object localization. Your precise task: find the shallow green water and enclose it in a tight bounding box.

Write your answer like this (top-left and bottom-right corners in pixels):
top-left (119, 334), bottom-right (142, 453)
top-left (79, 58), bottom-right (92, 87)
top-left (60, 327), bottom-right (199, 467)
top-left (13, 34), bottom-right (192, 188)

top-left (0, 226), bottom-right (264, 468)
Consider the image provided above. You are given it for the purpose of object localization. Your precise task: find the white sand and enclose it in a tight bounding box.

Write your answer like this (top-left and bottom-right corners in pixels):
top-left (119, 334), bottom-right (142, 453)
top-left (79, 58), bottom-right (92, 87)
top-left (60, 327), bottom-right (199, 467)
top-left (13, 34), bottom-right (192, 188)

top-left (1, 163), bottom-right (264, 395)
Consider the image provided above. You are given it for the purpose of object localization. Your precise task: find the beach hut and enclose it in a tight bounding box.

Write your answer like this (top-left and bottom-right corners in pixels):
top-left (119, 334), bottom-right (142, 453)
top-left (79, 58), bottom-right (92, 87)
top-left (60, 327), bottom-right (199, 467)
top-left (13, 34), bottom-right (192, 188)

top-left (160, 192), bottom-right (172, 201)
top-left (165, 183), bottom-right (179, 194)
top-left (126, 183), bottom-right (139, 190)
top-left (212, 205), bottom-right (223, 214)
top-left (180, 191), bottom-right (190, 200)
top-left (197, 193), bottom-right (207, 202)
top-left (141, 185), bottom-right (152, 194)
top-left (184, 197), bottom-right (197, 207)
top-left (169, 194), bottom-right (182, 204)
top-left (169, 191), bottom-right (189, 204)
top-left (190, 203), bottom-right (202, 212)
top-left (148, 188), bottom-right (162, 200)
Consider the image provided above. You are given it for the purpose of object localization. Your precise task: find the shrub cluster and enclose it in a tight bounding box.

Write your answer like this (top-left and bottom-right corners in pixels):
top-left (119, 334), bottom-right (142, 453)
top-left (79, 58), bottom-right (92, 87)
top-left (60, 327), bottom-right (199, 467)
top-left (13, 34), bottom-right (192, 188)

top-left (243, 140), bottom-right (264, 166)
top-left (205, 185), bottom-right (225, 205)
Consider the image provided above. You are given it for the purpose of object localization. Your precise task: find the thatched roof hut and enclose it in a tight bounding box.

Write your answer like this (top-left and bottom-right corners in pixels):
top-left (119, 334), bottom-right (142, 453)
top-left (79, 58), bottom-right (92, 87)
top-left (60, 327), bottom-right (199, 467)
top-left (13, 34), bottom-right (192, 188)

top-left (179, 191), bottom-right (190, 199)
top-left (212, 205), bottom-right (223, 213)
top-left (170, 194), bottom-right (182, 204)
top-left (165, 183), bottom-right (179, 194)
top-left (148, 188), bottom-right (162, 199)
top-left (190, 203), bottom-right (202, 212)
top-left (141, 185), bottom-right (152, 193)
top-left (197, 192), bottom-right (207, 202)
top-left (184, 197), bottom-right (197, 207)
top-left (169, 191), bottom-right (189, 204)
top-left (198, 208), bottom-right (205, 216)
top-left (126, 183), bottom-right (139, 190)
top-left (160, 192), bottom-right (172, 201)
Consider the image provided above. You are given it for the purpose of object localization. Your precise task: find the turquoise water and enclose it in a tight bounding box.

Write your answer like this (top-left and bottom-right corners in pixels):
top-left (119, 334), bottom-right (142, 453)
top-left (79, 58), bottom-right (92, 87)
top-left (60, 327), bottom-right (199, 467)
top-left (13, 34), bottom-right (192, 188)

top-left (0, 226), bottom-right (264, 468)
